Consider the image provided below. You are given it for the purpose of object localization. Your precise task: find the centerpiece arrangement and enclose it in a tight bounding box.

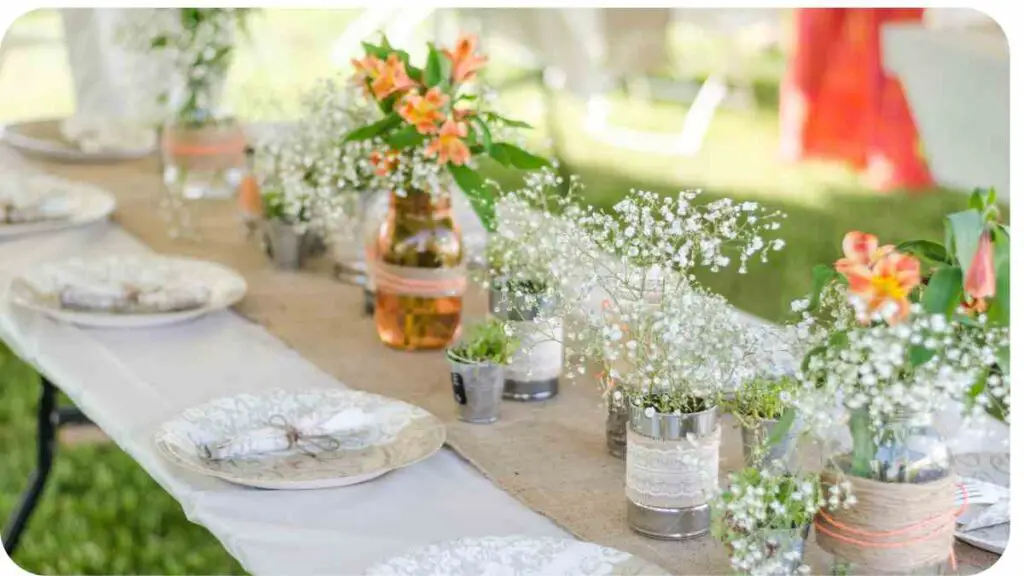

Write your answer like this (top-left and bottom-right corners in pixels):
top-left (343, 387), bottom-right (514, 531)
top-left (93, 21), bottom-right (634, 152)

top-left (728, 373), bottom-right (802, 469)
top-left (767, 189), bottom-right (1010, 575)
top-left (341, 33), bottom-right (548, 351)
top-left (123, 8), bottom-right (256, 200)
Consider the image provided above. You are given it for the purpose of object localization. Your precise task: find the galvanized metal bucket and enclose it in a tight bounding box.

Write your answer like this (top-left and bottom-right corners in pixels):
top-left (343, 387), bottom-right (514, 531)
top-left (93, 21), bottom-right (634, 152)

top-left (626, 403), bottom-right (720, 540)
top-left (261, 219), bottom-right (309, 271)
top-left (448, 352), bottom-right (505, 424)
top-left (741, 417), bottom-right (800, 469)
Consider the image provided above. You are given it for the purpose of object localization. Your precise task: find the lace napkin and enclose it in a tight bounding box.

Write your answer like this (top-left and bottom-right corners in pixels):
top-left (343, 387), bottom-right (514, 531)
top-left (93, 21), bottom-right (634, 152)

top-left (190, 404), bottom-right (411, 461)
top-left (60, 115), bottom-right (157, 153)
top-left (0, 175), bottom-right (75, 223)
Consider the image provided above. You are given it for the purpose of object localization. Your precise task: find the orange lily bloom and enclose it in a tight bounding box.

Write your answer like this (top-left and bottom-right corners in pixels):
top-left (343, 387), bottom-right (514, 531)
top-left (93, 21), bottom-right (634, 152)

top-left (835, 231), bottom-right (895, 276)
top-left (964, 231), bottom-right (996, 301)
top-left (443, 34), bottom-right (488, 84)
top-left (424, 119), bottom-right (471, 165)
top-left (351, 55), bottom-right (382, 84)
top-left (398, 88), bottom-right (449, 134)
top-left (843, 251), bottom-right (921, 325)
top-left (370, 54), bottom-right (416, 101)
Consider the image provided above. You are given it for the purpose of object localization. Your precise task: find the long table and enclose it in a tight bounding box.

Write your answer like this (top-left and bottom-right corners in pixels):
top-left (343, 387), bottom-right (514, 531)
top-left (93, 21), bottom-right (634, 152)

top-left (0, 145), bottom-right (1004, 574)
top-left (0, 153), bottom-right (568, 573)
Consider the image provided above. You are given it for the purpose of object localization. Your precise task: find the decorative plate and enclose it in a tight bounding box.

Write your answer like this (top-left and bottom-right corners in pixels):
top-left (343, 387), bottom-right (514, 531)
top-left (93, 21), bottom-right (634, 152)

top-left (953, 452), bottom-right (1009, 554)
top-left (363, 536), bottom-right (669, 576)
top-left (1, 118), bottom-right (156, 163)
top-left (8, 255), bottom-right (247, 328)
top-left (0, 175), bottom-right (116, 238)
top-left (155, 389), bottom-right (446, 490)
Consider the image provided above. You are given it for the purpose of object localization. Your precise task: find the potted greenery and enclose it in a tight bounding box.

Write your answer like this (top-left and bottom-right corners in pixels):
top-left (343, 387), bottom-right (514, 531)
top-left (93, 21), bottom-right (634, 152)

top-left (712, 466), bottom-right (841, 576)
top-left (446, 318), bottom-right (520, 424)
top-left (729, 374), bottom-right (801, 469)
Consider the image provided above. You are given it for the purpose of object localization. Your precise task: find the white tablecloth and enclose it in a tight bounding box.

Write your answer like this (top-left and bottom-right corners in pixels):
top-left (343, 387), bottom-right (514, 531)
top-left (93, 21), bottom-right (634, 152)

top-left (0, 221), bottom-right (568, 574)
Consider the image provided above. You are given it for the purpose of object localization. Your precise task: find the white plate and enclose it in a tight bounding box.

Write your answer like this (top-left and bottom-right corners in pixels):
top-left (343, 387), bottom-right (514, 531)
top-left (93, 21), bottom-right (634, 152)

top-left (1, 119), bottom-right (156, 163)
top-left (0, 176), bottom-right (116, 238)
top-left (8, 255), bottom-right (247, 328)
top-left (363, 536), bottom-right (668, 575)
top-left (155, 389), bottom-right (446, 490)
top-left (953, 452), bottom-right (1009, 554)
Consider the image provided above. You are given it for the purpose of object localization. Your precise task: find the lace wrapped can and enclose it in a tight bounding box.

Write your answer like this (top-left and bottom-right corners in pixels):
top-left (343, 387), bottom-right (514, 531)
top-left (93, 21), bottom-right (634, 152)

top-left (488, 284), bottom-right (562, 401)
top-left (626, 403), bottom-right (720, 539)
top-left (448, 353), bottom-right (505, 424)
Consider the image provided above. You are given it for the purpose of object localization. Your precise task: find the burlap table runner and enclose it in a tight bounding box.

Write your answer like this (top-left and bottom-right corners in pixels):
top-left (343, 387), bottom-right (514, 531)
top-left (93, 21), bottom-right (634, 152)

top-left (2, 148), bottom-right (998, 575)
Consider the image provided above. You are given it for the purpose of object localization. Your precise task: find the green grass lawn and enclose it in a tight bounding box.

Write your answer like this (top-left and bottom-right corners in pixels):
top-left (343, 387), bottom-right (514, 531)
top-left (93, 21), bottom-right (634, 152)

top-left (0, 8), bottom-right (982, 575)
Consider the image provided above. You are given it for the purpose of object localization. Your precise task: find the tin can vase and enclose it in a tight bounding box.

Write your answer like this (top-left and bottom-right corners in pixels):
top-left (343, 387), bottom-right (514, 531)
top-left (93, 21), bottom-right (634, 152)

top-left (372, 189), bottom-right (465, 350)
top-left (626, 403), bottom-right (721, 539)
top-left (740, 417), bottom-right (800, 470)
top-left (488, 284), bottom-right (562, 401)
top-left (448, 352), bottom-right (505, 424)
top-left (261, 219), bottom-right (311, 271)
top-left (606, 394), bottom-right (629, 459)
top-left (759, 525), bottom-right (811, 574)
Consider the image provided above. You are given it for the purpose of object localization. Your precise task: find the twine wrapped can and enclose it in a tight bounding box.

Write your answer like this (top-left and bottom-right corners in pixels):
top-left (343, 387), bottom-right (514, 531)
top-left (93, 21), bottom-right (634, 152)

top-left (488, 284), bottom-right (562, 401)
top-left (816, 411), bottom-right (954, 575)
top-left (625, 403), bottom-right (720, 539)
top-left (741, 417), bottom-right (799, 469)
top-left (448, 353), bottom-right (505, 424)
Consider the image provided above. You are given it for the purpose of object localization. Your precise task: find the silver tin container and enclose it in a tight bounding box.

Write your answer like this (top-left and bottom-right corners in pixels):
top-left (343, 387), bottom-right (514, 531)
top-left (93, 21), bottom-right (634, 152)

top-left (741, 417), bottom-right (800, 470)
top-left (488, 284), bottom-right (560, 401)
top-left (761, 525), bottom-right (810, 573)
top-left (261, 219), bottom-right (309, 271)
top-left (626, 403), bottom-right (720, 539)
top-left (606, 398), bottom-right (629, 459)
top-left (447, 352), bottom-right (505, 424)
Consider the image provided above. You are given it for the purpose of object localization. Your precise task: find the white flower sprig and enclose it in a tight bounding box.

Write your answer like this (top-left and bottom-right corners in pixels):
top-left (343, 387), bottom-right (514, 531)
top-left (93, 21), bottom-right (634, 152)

top-left (794, 305), bottom-right (1010, 440)
top-left (711, 465), bottom-right (853, 576)
top-left (255, 78), bottom-right (380, 232)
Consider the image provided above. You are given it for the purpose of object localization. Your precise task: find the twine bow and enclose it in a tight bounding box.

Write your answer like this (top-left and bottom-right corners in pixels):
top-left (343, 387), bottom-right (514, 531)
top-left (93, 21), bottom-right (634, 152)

top-left (266, 414), bottom-right (343, 458)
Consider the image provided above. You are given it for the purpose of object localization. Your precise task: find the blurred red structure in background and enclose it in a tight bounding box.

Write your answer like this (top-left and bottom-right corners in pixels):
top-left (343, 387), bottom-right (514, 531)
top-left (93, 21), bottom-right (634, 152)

top-left (780, 8), bottom-right (934, 191)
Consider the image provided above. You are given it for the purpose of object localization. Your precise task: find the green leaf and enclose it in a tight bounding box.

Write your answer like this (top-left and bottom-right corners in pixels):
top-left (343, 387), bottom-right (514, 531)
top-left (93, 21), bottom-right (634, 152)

top-left (386, 125), bottom-right (427, 150)
top-left (448, 164), bottom-right (496, 233)
top-left (996, 345), bottom-right (1009, 375)
top-left (800, 345), bottom-right (826, 374)
top-left (945, 209), bottom-right (984, 279)
top-left (765, 408), bottom-right (796, 448)
top-left (895, 240), bottom-right (948, 264)
top-left (481, 111), bottom-right (532, 129)
top-left (343, 113), bottom-right (400, 142)
top-left (987, 187), bottom-right (998, 206)
top-left (969, 188), bottom-right (985, 212)
top-left (406, 66), bottom-right (423, 84)
top-left (490, 143), bottom-right (549, 170)
top-left (921, 265), bottom-right (963, 316)
top-left (150, 36), bottom-right (168, 49)
top-left (808, 264), bottom-right (839, 310)
top-left (488, 143), bottom-right (512, 167)
top-left (424, 45), bottom-right (443, 87)
top-left (849, 409), bottom-right (876, 478)
top-left (361, 41), bottom-right (389, 59)
top-left (987, 226), bottom-right (1010, 326)
top-left (909, 345), bottom-right (936, 367)
top-left (470, 117), bottom-right (493, 152)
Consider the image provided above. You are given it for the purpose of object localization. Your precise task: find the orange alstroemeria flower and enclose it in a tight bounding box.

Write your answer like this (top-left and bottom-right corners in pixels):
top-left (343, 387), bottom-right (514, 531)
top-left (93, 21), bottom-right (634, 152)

top-left (424, 119), bottom-right (471, 166)
top-left (370, 149), bottom-right (399, 176)
top-left (443, 34), bottom-right (488, 84)
top-left (351, 55), bottom-right (382, 84)
top-left (835, 231), bottom-right (895, 276)
top-left (370, 54), bottom-right (416, 101)
top-left (843, 251), bottom-right (921, 325)
top-left (964, 231), bottom-right (996, 302)
top-left (398, 88), bottom-right (449, 134)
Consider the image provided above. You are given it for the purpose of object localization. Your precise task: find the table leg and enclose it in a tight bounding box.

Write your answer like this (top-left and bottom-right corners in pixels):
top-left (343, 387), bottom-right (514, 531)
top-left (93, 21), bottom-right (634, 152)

top-left (3, 377), bottom-right (91, 556)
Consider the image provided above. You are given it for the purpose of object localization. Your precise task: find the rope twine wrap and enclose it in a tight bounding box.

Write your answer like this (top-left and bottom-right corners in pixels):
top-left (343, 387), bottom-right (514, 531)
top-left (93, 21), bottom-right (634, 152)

top-left (814, 470), bottom-right (965, 573)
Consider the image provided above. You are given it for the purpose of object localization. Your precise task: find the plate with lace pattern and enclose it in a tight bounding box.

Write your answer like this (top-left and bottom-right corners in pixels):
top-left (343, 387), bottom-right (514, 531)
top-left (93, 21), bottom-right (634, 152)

top-left (155, 389), bottom-right (446, 490)
top-left (363, 536), bottom-right (668, 576)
